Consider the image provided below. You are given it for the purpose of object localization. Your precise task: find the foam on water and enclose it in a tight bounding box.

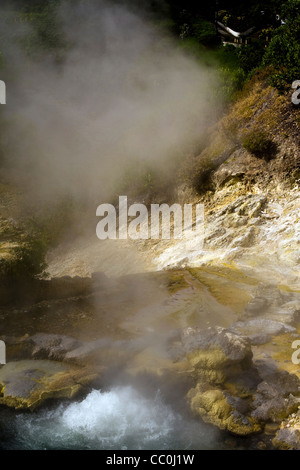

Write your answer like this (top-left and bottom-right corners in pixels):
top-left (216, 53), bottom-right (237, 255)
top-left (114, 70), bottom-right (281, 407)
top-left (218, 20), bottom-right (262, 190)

top-left (2, 386), bottom-right (216, 450)
top-left (59, 387), bottom-right (177, 446)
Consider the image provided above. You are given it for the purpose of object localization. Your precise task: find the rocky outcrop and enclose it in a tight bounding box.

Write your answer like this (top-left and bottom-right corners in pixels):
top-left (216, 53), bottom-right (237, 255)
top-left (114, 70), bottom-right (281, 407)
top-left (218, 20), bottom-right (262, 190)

top-left (183, 326), bottom-right (300, 437)
top-left (0, 360), bottom-right (98, 410)
top-left (188, 385), bottom-right (261, 436)
top-left (273, 411), bottom-right (300, 450)
top-left (183, 326), bottom-right (262, 435)
top-left (273, 428), bottom-right (300, 450)
top-left (182, 326), bottom-right (253, 384)
top-left (231, 318), bottom-right (296, 346)
top-left (251, 370), bottom-right (300, 423)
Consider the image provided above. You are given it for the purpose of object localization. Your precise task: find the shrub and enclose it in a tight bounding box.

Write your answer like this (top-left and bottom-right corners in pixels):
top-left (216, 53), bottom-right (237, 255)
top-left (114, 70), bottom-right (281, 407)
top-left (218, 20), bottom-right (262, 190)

top-left (241, 128), bottom-right (277, 160)
top-left (190, 18), bottom-right (218, 46)
top-left (237, 42), bottom-right (266, 75)
top-left (218, 66), bottom-right (247, 103)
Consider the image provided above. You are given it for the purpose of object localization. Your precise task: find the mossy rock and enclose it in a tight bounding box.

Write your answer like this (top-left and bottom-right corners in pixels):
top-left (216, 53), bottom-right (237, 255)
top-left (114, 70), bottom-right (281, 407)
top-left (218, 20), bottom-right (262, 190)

top-left (0, 360), bottom-right (98, 410)
top-left (187, 348), bottom-right (229, 370)
top-left (188, 385), bottom-right (261, 436)
top-left (183, 327), bottom-right (253, 380)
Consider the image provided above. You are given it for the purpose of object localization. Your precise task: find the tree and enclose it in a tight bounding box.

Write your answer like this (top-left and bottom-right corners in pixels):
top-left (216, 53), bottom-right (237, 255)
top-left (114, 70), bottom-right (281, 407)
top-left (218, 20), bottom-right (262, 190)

top-left (263, 0), bottom-right (300, 90)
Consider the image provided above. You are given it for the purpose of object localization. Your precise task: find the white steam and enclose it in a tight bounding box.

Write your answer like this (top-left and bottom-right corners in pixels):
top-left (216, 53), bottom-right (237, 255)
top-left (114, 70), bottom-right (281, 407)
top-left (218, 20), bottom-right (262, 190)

top-left (2, 0), bottom-right (220, 202)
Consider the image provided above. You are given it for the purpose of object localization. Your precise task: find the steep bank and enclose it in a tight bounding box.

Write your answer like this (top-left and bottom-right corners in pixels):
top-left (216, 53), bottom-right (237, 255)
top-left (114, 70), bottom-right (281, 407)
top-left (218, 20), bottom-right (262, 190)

top-left (151, 76), bottom-right (300, 283)
top-left (46, 75), bottom-right (300, 284)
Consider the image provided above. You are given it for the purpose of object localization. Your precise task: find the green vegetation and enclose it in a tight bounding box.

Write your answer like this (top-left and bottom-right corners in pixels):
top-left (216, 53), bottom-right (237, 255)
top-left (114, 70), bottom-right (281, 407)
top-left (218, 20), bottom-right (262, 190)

top-left (263, 1), bottom-right (300, 90)
top-left (2, 0), bottom-right (298, 97)
top-left (165, 0), bottom-right (300, 94)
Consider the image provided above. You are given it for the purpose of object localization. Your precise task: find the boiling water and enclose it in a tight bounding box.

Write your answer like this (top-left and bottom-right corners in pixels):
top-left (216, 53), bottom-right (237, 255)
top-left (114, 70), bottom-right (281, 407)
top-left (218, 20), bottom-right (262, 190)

top-left (0, 386), bottom-right (219, 450)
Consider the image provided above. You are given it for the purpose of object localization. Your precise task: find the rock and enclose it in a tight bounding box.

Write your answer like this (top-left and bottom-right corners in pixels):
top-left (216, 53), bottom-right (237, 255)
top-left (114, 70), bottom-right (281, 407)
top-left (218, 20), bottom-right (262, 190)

top-left (273, 409), bottom-right (300, 449)
top-left (265, 300), bottom-right (300, 325)
top-left (205, 227), bottom-right (227, 241)
top-left (182, 326), bottom-right (253, 369)
top-left (244, 297), bottom-right (269, 315)
top-left (202, 194), bottom-right (269, 254)
top-left (256, 369), bottom-right (300, 396)
top-left (204, 230), bottom-right (233, 249)
top-left (247, 333), bottom-right (272, 346)
top-left (220, 173), bottom-right (246, 188)
top-left (231, 227), bottom-right (256, 248)
top-left (184, 325), bottom-right (300, 437)
top-left (273, 428), bottom-right (300, 450)
top-left (30, 333), bottom-right (81, 361)
top-left (188, 385), bottom-right (261, 436)
top-left (184, 327), bottom-right (261, 436)
top-left (212, 152), bottom-right (247, 188)
top-left (251, 370), bottom-right (300, 423)
top-left (182, 327), bottom-right (253, 384)
top-left (252, 393), bottom-right (300, 423)
top-left (254, 283), bottom-right (287, 307)
top-left (64, 338), bottom-right (111, 363)
top-left (0, 360), bottom-right (98, 410)
top-left (264, 422), bottom-right (280, 435)
top-left (213, 195), bottom-right (267, 220)
top-left (231, 318), bottom-right (296, 339)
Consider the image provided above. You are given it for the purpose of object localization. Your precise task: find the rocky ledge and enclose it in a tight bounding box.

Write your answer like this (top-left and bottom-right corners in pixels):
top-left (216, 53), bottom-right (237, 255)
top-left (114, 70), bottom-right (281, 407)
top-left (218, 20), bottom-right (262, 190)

top-left (0, 360), bottom-right (99, 410)
top-left (182, 326), bottom-right (300, 437)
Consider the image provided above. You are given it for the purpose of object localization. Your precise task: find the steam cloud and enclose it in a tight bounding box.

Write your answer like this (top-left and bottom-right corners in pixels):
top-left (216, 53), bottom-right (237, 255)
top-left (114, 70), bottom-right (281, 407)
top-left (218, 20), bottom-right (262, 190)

top-left (1, 0), bottom-right (220, 204)
top-left (0, 2), bottom-right (226, 418)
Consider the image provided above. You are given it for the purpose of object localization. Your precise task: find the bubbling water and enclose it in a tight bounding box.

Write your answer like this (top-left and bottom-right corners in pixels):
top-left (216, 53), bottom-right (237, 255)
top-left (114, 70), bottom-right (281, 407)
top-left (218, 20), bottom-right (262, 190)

top-left (2, 386), bottom-right (217, 450)
top-left (59, 387), bottom-right (177, 448)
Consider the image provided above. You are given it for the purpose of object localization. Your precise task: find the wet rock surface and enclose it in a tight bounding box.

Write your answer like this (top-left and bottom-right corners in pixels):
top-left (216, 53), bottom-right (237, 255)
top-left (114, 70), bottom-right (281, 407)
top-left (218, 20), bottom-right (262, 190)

top-left (229, 283), bottom-right (300, 347)
top-left (0, 360), bottom-right (98, 410)
top-left (0, 266), bottom-right (300, 448)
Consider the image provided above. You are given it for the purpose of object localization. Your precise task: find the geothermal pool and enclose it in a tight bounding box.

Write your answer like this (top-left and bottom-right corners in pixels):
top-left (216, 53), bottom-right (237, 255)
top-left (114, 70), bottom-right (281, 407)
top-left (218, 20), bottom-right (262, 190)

top-left (0, 386), bottom-right (220, 450)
